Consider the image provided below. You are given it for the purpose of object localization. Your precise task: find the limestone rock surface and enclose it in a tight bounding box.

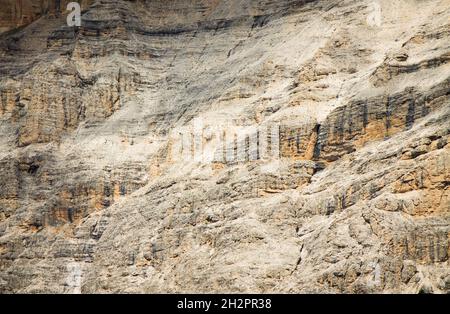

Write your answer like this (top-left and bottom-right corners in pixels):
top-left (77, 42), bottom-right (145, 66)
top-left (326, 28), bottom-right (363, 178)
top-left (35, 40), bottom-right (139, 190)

top-left (0, 0), bottom-right (449, 293)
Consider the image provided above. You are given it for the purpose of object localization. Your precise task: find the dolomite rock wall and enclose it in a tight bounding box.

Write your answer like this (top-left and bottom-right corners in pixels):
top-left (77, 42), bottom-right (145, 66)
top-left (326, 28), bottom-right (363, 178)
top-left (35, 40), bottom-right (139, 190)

top-left (0, 0), bottom-right (449, 293)
top-left (0, 0), bottom-right (93, 34)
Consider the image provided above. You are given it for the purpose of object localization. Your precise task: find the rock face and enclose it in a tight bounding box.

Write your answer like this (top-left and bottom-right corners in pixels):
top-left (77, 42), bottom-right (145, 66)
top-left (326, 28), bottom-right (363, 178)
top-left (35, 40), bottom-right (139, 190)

top-left (0, 0), bottom-right (449, 293)
top-left (0, 1), bottom-right (93, 33)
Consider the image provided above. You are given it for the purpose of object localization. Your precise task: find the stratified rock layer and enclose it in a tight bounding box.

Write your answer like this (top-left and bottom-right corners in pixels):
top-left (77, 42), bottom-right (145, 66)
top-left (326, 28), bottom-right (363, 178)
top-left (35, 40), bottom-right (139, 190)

top-left (0, 0), bottom-right (449, 293)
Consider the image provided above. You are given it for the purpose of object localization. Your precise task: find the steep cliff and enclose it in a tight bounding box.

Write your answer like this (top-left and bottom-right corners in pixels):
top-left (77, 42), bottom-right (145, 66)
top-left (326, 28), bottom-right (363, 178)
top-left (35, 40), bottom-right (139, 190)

top-left (0, 0), bottom-right (449, 293)
top-left (0, 0), bottom-right (94, 33)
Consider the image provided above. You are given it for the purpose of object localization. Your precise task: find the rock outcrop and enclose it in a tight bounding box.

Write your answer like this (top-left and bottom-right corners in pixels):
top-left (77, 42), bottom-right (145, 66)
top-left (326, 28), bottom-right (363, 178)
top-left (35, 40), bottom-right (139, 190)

top-left (0, 1), bottom-right (93, 33)
top-left (0, 0), bottom-right (449, 293)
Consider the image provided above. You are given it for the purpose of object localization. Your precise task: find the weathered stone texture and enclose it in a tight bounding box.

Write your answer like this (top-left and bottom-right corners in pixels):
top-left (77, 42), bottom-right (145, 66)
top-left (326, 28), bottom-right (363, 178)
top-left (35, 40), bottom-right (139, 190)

top-left (0, 0), bottom-right (449, 293)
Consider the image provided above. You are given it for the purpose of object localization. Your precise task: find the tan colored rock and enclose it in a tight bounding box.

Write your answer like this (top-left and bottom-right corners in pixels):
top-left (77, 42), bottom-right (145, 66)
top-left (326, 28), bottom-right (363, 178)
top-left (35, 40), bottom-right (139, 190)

top-left (0, 0), bottom-right (449, 293)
